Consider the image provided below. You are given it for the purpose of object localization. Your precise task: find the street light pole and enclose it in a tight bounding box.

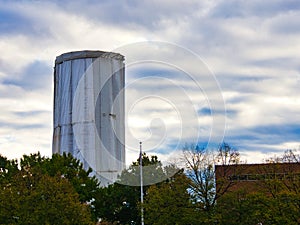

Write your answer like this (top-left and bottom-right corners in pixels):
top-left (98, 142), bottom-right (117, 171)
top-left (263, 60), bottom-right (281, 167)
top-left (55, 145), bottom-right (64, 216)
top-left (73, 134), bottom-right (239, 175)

top-left (139, 141), bottom-right (144, 225)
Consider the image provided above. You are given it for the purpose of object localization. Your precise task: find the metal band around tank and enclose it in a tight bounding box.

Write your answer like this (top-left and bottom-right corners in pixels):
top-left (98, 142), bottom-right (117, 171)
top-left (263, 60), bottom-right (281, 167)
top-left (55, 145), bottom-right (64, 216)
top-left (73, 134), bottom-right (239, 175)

top-left (55, 50), bottom-right (125, 64)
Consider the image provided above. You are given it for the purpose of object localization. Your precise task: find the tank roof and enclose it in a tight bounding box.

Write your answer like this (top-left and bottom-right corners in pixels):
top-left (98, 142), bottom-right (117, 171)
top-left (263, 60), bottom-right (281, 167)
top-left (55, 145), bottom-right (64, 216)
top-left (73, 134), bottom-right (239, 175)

top-left (55, 50), bottom-right (124, 64)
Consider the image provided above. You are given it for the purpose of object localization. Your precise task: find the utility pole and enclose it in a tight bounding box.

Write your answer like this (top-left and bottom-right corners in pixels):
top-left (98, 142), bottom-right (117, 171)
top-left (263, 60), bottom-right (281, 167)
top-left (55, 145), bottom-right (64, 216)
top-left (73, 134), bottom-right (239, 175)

top-left (139, 141), bottom-right (144, 225)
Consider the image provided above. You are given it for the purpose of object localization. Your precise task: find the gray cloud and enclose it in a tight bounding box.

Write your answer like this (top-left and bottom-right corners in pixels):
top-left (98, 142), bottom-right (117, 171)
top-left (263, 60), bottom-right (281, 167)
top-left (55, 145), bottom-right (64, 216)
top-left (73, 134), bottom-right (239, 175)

top-left (267, 12), bottom-right (300, 34)
top-left (0, 121), bottom-right (47, 130)
top-left (44, 0), bottom-right (202, 29)
top-left (0, 0), bottom-right (299, 163)
top-left (0, 4), bottom-right (53, 39)
top-left (225, 123), bottom-right (300, 156)
top-left (3, 60), bottom-right (52, 90)
top-left (210, 0), bottom-right (300, 18)
top-left (13, 110), bottom-right (50, 117)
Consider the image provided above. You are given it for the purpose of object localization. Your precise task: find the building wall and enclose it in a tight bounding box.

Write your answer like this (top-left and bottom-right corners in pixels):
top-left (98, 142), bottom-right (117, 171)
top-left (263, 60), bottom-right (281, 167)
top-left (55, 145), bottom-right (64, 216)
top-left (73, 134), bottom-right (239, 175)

top-left (215, 163), bottom-right (300, 196)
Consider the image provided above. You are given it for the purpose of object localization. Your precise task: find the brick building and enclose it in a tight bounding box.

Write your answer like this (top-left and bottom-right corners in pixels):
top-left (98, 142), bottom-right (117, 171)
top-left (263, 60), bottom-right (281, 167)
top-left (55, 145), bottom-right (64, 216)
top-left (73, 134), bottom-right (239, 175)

top-left (215, 162), bottom-right (300, 196)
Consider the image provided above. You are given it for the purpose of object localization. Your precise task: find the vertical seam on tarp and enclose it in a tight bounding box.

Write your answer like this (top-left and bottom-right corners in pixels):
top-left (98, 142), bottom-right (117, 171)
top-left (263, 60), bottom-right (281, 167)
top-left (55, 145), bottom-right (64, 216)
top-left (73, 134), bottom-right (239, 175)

top-left (70, 60), bottom-right (73, 155)
top-left (98, 58), bottom-right (102, 176)
top-left (58, 64), bottom-right (62, 153)
top-left (94, 58), bottom-right (98, 171)
top-left (84, 58), bottom-right (87, 167)
top-left (111, 58), bottom-right (115, 160)
top-left (53, 65), bottom-right (60, 154)
top-left (122, 62), bottom-right (125, 164)
top-left (92, 58), bottom-right (96, 172)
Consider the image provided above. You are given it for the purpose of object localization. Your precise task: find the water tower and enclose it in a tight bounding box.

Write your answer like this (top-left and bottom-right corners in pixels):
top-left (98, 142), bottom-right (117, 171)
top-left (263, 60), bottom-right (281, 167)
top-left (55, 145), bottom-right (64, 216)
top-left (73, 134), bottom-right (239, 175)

top-left (52, 50), bottom-right (125, 185)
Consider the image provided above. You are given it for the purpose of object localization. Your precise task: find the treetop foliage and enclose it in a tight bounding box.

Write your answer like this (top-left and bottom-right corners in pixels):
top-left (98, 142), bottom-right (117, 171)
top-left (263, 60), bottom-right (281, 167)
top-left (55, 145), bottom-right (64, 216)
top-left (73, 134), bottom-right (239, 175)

top-left (0, 152), bottom-right (95, 224)
top-left (1, 145), bottom-right (299, 224)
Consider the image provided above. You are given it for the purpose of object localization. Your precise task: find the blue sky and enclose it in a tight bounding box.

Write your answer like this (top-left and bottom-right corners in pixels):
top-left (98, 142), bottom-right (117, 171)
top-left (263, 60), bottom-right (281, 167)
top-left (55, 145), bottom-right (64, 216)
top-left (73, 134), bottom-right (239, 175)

top-left (0, 0), bottom-right (299, 163)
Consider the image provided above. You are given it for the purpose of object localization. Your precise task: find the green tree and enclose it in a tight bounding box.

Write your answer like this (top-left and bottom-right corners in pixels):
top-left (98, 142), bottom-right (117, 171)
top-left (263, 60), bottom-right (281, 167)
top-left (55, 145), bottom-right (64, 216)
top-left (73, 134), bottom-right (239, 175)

top-left (216, 149), bottom-right (300, 224)
top-left (0, 168), bottom-right (93, 224)
top-left (143, 170), bottom-right (198, 225)
top-left (257, 150), bottom-right (300, 224)
top-left (19, 152), bottom-right (99, 218)
top-left (118, 153), bottom-right (173, 186)
top-left (0, 155), bottom-right (18, 184)
top-left (94, 153), bottom-right (178, 225)
top-left (0, 152), bottom-right (100, 223)
top-left (44, 153), bottom-right (99, 204)
top-left (218, 191), bottom-right (300, 225)
top-left (95, 182), bottom-right (140, 224)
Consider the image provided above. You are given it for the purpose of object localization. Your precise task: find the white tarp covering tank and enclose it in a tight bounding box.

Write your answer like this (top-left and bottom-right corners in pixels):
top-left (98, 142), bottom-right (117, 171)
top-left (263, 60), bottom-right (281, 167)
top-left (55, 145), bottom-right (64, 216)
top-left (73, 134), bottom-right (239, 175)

top-left (52, 50), bottom-right (125, 185)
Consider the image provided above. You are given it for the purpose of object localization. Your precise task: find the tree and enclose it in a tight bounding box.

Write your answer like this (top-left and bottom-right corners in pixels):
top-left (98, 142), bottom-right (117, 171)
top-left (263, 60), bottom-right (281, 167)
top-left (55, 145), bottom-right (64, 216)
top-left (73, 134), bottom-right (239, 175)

top-left (182, 143), bottom-right (241, 212)
top-left (266, 149), bottom-right (300, 163)
top-left (216, 149), bottom-right (300, 224)
top-left (44, 153), bottom-right (99, 204)
top-left (19, 152), bottom-right (99, 218)
top-left (95, 181), bottom-right (140, 224)
top-left (214, 142), bottom-right (243, 197)
top-left (117, 153), bottom-right (174, 186)
top-left (256, 150), bottom-right (300, 224)
top-left (143, 170), bottom-right (198, 225)
top-left (0, 152), bottom-right (100, 223)
top-left (0, 166), bottom-right (94, 224)
top-left (0, 155), bottom-right (18, 184)
top-left (94, 153), bottom-right (178, 224)
top-left (217, 190), bottom-right (300, 225)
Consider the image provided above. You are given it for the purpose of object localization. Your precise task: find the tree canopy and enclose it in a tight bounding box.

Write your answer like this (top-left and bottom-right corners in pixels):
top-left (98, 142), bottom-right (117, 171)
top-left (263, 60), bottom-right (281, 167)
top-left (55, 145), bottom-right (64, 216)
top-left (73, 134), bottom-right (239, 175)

top-left (1, 146), bottom-right (299, 224)
top-left (0, 153), bottom-right (95, 224)
top-left (94, 153), bottom-right (178, 224)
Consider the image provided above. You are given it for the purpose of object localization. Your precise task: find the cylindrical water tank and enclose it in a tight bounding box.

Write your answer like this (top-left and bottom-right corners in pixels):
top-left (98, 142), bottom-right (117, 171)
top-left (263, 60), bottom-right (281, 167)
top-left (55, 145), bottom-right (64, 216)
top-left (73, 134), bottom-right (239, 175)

top-left (52, 50), bottom-right (125, 185)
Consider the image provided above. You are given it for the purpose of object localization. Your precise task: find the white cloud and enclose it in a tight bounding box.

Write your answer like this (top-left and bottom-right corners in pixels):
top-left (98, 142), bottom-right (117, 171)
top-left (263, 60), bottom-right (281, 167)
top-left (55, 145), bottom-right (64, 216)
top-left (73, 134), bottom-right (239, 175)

top-left (0, 0), bottom-right (299, 165)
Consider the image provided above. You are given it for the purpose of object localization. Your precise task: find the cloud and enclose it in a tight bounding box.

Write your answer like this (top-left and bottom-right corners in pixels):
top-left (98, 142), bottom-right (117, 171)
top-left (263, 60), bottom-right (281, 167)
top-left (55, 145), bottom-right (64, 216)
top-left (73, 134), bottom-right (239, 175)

top-left (0, 0), bottom-right (299, 165)
top-left (3, 60), bottom-right (52, 90)
top-left (0, 8), bottom-right (32, 35)
top-left (210, 0), bottom-right (300, 18)
top-left (43, 0), bottom-right (205, 29)
top-left (265, 11), bottom-right (300, 35)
